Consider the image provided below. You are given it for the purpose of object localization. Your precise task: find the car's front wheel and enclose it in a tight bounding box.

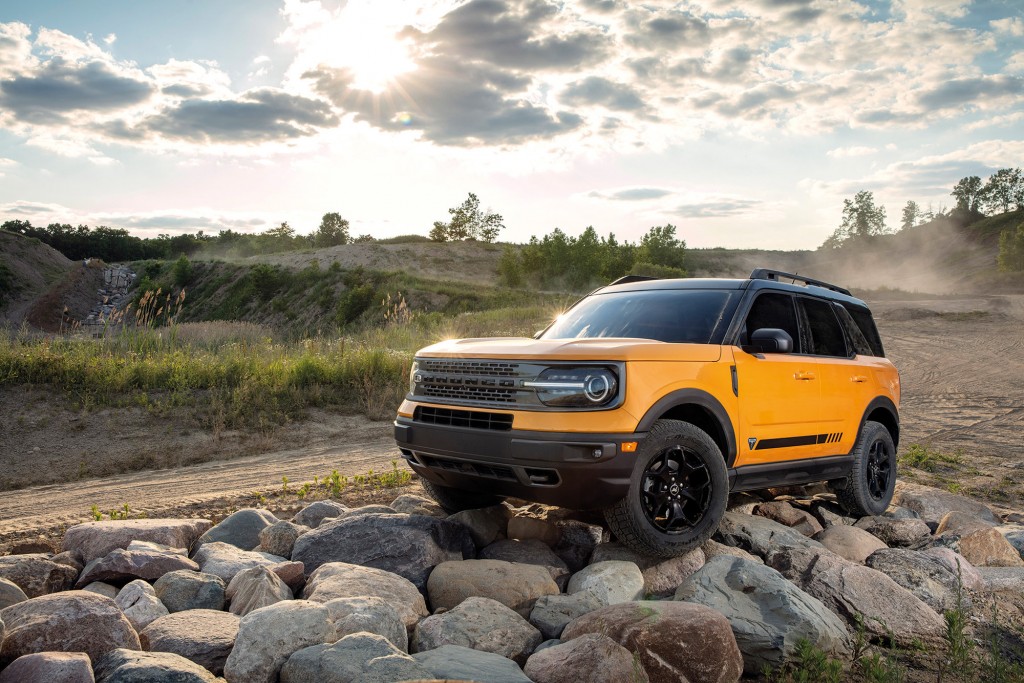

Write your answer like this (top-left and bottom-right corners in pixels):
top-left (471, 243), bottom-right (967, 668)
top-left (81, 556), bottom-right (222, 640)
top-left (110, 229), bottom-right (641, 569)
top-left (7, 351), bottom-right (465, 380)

top-left (831, 420), bottom-right (897, 517)
top-left (604, 419), bottom-right (728, 558)
top-left (420, 478), bottom-right (505, 513)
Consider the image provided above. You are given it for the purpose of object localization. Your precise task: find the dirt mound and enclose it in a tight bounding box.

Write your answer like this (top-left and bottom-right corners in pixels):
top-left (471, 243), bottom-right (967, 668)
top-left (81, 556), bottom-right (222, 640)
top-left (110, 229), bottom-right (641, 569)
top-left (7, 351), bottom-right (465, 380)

top-left (0, 231), bottom-right (74, 326)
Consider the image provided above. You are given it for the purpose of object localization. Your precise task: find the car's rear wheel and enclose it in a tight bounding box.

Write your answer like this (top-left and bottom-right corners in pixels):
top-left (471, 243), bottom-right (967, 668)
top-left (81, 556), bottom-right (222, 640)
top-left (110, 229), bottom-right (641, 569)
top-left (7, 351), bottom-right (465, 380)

top-left (831, 420), bottom-right (897, 517)
top-left (604, 419), bottom-right (728, 558)
top-left (420, 478), bottom-right (505, 513)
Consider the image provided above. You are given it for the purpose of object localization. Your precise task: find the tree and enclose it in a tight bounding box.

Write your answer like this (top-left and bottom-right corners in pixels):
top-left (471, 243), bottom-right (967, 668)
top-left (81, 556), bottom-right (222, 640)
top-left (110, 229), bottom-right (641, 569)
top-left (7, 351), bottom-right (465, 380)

top-left (313, 212), bottom-right (350, 248)
top-left (172, 255), bottom-right (192, 287)
top-left (951, 176), bottom-right (984, 213)
top-left (900, 201), bottom-right (920, 231)
top-left (430, 193), bottom-right (505, 243)
top-left (637, 224), bottom-right (686, 270)
top-left (981, 168), bottom-right (1024, 215)
top-left (823, 191), bottom-right (888, 247)
top-left (998, 222), bottom-right (1024, 272)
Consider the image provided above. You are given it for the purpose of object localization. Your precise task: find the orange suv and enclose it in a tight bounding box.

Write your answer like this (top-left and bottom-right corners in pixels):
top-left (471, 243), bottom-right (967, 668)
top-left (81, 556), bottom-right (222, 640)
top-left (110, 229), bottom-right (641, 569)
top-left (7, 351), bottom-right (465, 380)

top-left (394, 269), bottom-right (900, 557)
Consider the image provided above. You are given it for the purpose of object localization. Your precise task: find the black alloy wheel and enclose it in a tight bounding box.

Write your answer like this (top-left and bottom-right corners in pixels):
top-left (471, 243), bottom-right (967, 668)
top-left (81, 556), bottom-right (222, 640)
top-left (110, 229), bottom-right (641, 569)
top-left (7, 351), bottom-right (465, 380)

top-left (640, 445), bottom-right (713, 534)
top-left (832, 419), bottom-right (897, 517)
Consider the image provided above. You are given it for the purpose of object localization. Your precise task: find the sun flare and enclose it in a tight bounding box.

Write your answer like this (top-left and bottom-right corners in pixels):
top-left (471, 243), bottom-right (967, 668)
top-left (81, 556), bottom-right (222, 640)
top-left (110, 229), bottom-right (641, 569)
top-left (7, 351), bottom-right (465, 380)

top-left (328, 2), bottom-right (416, 93)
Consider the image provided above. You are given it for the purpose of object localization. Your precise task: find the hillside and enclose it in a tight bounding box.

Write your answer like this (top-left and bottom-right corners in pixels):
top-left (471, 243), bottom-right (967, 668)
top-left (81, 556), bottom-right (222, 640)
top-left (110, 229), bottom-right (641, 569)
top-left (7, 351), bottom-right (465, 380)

top-left (0, 230), bottom-right (77, 329)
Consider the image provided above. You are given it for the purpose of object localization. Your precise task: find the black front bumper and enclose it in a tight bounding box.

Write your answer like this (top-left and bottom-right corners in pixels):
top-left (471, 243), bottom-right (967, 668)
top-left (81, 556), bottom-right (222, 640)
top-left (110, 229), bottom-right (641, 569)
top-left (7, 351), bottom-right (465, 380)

top-left (394, 418), bottom-right (645, 510)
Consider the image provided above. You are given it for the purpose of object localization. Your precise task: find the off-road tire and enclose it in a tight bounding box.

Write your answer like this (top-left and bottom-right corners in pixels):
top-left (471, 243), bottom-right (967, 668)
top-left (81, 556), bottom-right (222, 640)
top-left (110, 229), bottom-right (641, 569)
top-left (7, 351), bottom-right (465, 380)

top-left (604, 419), bottom-right (728, 558)
top-left (831, 420), bottom-right (897, 517)
top-left (420, 478), bottom-right (505, 513)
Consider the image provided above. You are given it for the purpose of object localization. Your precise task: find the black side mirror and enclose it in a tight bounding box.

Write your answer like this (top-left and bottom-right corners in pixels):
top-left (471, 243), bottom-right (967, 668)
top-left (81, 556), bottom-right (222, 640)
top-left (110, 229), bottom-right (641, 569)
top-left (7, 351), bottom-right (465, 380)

top-left (749, 328), bottom-right (794, 354)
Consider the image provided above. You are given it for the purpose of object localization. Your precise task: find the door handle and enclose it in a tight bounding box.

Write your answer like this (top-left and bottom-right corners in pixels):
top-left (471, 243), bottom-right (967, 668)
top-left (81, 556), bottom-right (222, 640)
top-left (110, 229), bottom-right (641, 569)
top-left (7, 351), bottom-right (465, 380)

top-left (851, 375), bottom-right (868, 383)
top-left (794, 371), bottom-right (816, 381)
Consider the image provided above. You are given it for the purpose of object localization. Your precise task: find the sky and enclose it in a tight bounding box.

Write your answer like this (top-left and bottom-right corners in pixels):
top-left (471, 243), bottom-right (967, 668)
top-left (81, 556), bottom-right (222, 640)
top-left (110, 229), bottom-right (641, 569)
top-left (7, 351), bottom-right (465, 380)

top-left (0, 0), bottom-right (1022, 250)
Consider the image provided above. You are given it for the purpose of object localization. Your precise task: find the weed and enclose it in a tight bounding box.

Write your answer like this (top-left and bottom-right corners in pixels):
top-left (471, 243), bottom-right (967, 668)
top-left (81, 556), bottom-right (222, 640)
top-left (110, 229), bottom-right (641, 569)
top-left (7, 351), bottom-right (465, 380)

top-left (763, 639), bottom-right (843, 683)
top-left (297, 482), bottom-right (311, 500)
top-left (90, 504), bottom-right (102, 521)
top-left (281, 476), bottom-right (290, 494)
top-left (898, 444), bottom-right (965, 473)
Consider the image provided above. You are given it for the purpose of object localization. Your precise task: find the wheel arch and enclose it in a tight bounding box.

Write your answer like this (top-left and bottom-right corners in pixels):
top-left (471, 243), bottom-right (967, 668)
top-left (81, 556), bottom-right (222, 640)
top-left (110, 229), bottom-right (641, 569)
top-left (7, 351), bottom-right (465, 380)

top-left (635, 389), bottom-right (737, 467)
top-left (860, 396), bottom-right (900, 450)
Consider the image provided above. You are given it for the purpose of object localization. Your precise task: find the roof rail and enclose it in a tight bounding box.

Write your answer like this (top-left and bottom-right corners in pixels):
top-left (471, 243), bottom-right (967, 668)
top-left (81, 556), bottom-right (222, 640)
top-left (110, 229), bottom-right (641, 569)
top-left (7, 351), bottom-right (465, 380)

top-left (607, 275), bottom-right (660, 286)
top-left (748, 268), bottom-right (851, 296)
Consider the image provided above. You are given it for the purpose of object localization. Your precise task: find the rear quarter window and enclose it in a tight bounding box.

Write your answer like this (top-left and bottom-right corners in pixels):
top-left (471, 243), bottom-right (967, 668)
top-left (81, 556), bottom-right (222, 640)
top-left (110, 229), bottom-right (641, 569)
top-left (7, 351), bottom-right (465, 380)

top-left (844, 304), bottom-right (885, 357)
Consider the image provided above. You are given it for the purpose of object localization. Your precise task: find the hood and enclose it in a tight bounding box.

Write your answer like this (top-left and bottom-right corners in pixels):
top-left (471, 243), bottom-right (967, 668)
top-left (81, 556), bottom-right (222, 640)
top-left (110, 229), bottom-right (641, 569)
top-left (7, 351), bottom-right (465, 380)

top-left (415, 337), bottom-right (722, 362)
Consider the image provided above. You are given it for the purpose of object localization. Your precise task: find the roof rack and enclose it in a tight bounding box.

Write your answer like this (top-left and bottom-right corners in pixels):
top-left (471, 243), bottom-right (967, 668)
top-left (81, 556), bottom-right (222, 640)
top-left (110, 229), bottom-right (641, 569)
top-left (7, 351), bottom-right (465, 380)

top-left (607, 275), bottom-right (660, 286)
top-left (748, 268), bottom-right (851, 297)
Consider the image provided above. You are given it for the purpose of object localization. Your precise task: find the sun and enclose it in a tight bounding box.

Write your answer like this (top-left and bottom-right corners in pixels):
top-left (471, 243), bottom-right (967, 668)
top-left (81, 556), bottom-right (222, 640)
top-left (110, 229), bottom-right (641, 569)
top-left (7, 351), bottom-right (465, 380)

top-left (329, 2), bottom-right (416, 93)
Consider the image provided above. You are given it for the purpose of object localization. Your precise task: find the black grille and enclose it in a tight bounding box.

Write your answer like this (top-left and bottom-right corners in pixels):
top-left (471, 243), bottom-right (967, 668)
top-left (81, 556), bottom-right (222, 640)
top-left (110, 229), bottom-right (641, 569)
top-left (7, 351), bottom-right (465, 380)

top-left (414, 406), bottom-right (513, 431)
top-left (419, 455), bottom-right (518, 481)
top-left (421, 385), bottom-right (517, 404)
top-left (419, 360), bottom-right (519, 376)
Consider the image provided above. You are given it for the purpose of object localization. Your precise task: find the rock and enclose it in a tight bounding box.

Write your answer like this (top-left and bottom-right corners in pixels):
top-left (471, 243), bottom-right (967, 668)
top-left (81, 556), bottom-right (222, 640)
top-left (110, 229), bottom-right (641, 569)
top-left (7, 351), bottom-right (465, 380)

top-left (479, 539), bottom-right (571, 588)
top-left (998, 526), bottom-right (1024, 559)
top-left (76, 545), bottom-right (199, 587)
top-left (271, 561), bottom-right (305, 593)
top-left (765, 546), bottom-right (853, 588)
top-left (153, 571), bottom-right (225, 612)
top-left (225, 566), bottom-right (291, 616)
top-left (508, 515), bottom-right (561, 546)
top-left (1005, 512), bottom-right (1024, 524)
top-left (412, 644), bottom-right (533, 683)
top-left (525, 632), bottom-right (649, 683)
top-left (82, 582), bottom-right (120, 599)
top-left (0, 577), bottom-right (28, 609)
top-left (714, 511), bottom-right (825, 558)
top-left (936, 510), bottom-right (997, 536)
top-left (0, 555), bottom-right (78, 598)
top-left (701, 539), bottom-right (763, 565)
top-left (280, 632), bottom-right (431, 683)
top-left (754, 501), bottom-right (824, 537)
top-left (885, 505), bottom-right (921, 520)
top-left (940, 527), bottom-right (1024, 567)
top-left (412, 596), bottom-right (542, 664)
top-left (529, 591), bottom-right (606, 640)
top-left (865, 548), bottom-right (968, 612)
top-left (551, 520), bottom-right (604, 572)
top-left (892, 481), bottom-right (997, 526)
top-left (804, 563), bottom-right (945, 645)
top-left (675, 555), bottom-right (851, 674)
top-left (534, 638), bottom-right (561, 652)
top-left (49, 551), bottom-right (84, 572)
top-left (562, 601), bottom-right (743, 683)
top-left (291, 513), bottom-right (474, 590)
top-left (975, 567), bottom-right (1024, 592)
top-left (0, 651), bottom-right (95, 683)
top-left (566, 561), bottom-right (644, 606)
top-left (813, 525), bottom-right (888, 563)
top-left (324, 596), bottom-right (408, 652)
top-left (808, 500), bottom-right (855, 528)
top-left (115, 580), bottom-right (168, 631)
top-left (390, 493), bottom-right (447, 517)
top-left (257, 521), bottom-right (309, 559)
top-left (0, 591), bottom-right (140, 666)
top-left (449, 505), bottom-right (512, 548)
top-left (8, 538), bottom-right (56, 555)
top-left (190, 542), bottom-right (288, 583)
top-left (223, 600), bottom-right (334, 683)
top-left (337, 504), bottom-right (398, 519)
top-left (591, 543), bottom-right (705, 597)
top-left (292, 500), bottom-right (349, 528)
top-left (195, 509), bottom-right (278, 551)
top-left (427, 559), bottom-right (559, 616)
top-left (140, 609), bottom-right (239, 676)
top-left (301, 562), bottom-right (428, 630)
top-left (853, 516), bottom-right (931, 547)
top-left (93, 648), bottom-right (217, 682)
top-left (921, 547), bottom-right (986, 591)
top-left (63, 519), bottom-right (212, 565)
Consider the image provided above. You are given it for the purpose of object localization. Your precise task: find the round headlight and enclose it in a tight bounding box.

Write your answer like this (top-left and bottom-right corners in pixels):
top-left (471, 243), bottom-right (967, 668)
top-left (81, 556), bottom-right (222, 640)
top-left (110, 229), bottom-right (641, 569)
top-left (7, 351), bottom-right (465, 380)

top-left (527, 367), bottom-right (618, 408)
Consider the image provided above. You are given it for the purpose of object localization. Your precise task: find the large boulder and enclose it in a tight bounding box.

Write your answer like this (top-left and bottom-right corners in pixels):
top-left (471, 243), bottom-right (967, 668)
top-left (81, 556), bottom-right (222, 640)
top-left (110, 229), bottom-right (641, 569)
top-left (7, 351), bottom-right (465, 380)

top-left (865, 548), bottom-right (968, 612)
top-left (524, 633), bottom-right (650, 683)
top-left (853, 516), bottom-right (932, 547)
top-left (976, 567), bottom-right (1024, 592)
top-left (63, 519), bottom-right (212, 565)
top-left (938, 527), bottom-right (1024, 568)
top-left (764, 546), bottom-right (852, 589)
top-left (292, 513), bottom-right (474, 590)
top-left (0, 555), bottom-right (78, 597)
top-left (223, 600), bottom-right (334, 683)
top-left (280, 632), bottom-right (431, 683)
top-left (714, 511), bottom-right (824, 558)
top-left (591, 543), bottom-right (705, 597)
top-left (412, 596), bottom-right (542, 665)
top-left (115, 580), bottom-right (169, 631)
top-left (301, 562), bottom-right (428, 630)
top-left (76, 544), bottom-right (199, 587)
top-left (292, 501), bottom-right (349, 528)
top-left (0, 591), bottom-right (140, 666)
top-left (448, 505), bottom-right (512, 548)
top-left (82, 582), bottom-right (119, 599)
top-left (813, 525), bottom-right (888, 563)
top-left (427, 559), bottom-right (559, 616)
top-left (702, 539), bottom-right (763, 565)
top-left (479, 539), bottom-right (571, 588)
top-left (935, 510), bottom-right (996, 535)
top-left (389, 493), bottom-right (446, 518)
top-left (566, 561), bottom-right (644, 606)
top-left (190, 542), bottom-right (287, 583)
top-left (921, 547), bottom-right (985, 591)
top-left (153, 570), bottom-right (225, 612)
top-left (529, 591), bottom-right (604, 641)
top-left (753, 501), bottom-right (823, 537)
top-left (0, 577), bottom-right (29, 609)
top-left (225, 566), bottom-right (291, 616)
top-left (195, 509), bottom-right (278, 551)
top-left (93, 648), bottom-right (217, 682)
top-left (412, 644), bottom-right (533, 683)
top-left (562, 601), bottom-right (743, 683)
top-left (257, 521), bottom-right (309, 559)
top-left (674, 555), bottom-right (851, 674)
top-left (0, 652), bottom-right (94, 683)
top-left (140, 609), bottom-right (240, 676)
top-left (324, 596), bottom-right (408, 652)
top-left (551, 520), bottom-right (605, 572)
top-left (892, 481), bottom-right (997, 527)
top-left (998, 525), bottom-right (1024, 559)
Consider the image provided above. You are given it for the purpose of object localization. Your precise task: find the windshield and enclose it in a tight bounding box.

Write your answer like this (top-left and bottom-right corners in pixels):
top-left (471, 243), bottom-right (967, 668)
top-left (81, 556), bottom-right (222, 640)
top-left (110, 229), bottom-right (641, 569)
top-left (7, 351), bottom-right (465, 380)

top-left (541, 289), bottom-right (735, 344)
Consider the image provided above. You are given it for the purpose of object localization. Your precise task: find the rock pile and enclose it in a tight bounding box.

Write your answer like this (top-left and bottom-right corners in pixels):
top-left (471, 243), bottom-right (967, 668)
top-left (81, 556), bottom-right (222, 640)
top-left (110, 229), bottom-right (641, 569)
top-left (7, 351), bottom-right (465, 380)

top-left (0, 480), bottom-right (1022, 682)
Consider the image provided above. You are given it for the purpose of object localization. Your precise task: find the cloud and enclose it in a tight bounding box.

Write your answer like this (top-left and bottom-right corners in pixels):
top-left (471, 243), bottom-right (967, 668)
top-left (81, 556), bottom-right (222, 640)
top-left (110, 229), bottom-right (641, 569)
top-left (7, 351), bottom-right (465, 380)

top-left (670, 198), bottom-right (762, 218)
top-left (827, 145), bottom-right (878, 158)
top-left (588, 187), bottom-right (673, 201)
top-left (914, 75), bottom-right (1024, 112)
top-left (991, 17), bottom-right (1024, 37)
top-left (0, 200), bottom-right (276, 234)
top-left (562, 77), bottom-right (645, 111)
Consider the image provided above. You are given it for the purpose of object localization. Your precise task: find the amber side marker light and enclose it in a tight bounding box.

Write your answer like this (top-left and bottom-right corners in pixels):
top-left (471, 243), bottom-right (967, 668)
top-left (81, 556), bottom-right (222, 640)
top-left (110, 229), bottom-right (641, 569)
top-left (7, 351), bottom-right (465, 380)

top-left (621, 442), bottom-right (638, 453)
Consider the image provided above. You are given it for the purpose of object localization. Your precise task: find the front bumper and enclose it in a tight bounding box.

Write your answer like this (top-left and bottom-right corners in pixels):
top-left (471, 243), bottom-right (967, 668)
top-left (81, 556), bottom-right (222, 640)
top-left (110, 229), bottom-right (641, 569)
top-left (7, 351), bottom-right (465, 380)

top-left (394, 417), bottom-right (646, 510)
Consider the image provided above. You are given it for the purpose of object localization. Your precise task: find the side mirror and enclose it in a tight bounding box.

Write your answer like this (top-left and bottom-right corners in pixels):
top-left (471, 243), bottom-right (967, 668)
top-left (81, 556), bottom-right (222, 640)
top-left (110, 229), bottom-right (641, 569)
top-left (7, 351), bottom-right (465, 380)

top-left (749, 328), bottom-right (794, 354)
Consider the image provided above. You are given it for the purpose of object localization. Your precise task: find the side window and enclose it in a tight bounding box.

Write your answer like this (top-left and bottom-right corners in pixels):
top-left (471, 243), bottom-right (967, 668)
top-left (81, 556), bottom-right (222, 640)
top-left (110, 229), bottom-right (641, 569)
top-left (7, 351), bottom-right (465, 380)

top-left (845, 305), bottom-right (885, 357)
top-left (742, 292), bottom-right (800, 351)
top-left (800, 298), bottom-right (848, 357)
top-left (833, 303), bottom-right (873, 356)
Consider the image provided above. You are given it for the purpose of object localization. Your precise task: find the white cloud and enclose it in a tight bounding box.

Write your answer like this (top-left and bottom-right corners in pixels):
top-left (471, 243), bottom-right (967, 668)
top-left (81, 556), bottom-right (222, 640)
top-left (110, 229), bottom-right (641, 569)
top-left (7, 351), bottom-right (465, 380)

top-left (991, 18), bottom-right (1024, 37)
top-left (103, 33), bottom-right (116, 46)
top-left (827, 146), bottom-right (878, 159)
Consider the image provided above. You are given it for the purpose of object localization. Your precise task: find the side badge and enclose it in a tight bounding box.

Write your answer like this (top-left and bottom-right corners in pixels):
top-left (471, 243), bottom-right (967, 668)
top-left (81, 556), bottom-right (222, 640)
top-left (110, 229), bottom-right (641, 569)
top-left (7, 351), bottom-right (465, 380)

top-left (748, 438), bottom-right (757, 450)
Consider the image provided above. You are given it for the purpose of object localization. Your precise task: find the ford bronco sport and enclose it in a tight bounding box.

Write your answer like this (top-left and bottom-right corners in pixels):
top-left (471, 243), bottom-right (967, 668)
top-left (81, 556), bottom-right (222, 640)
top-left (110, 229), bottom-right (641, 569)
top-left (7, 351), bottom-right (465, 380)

top-left (394, 269), bottom-right (900, 557)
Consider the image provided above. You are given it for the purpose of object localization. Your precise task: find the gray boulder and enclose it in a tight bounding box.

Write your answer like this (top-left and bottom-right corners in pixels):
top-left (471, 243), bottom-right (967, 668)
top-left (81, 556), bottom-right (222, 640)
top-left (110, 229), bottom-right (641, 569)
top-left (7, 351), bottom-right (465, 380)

top-left (675, 555), bottom-right (851, 674)
top-left (448, 505), bottom-right (512, 548)
top-left (94, 648), bottom-right (217, 682)
top-left (324, 596), bottom-right (408, 652)
top-left (0, 555), bottom-right (78, 597)
top-left (854, 516), bottom-right (932, 547)
top-left (0, 577), bottom-right (29, 609)
top-left (153, 570), bottom-right (225, 612)
top-left (0, 652), bottom-right (94, 683)
top-left (566, 560), bottom-right (644, 606)
top-left (892, 481), bottom-right (997, 526)
top-left (427, 559), bottom-right (559, 616)
top-left (412, 596), bottom-right (542, 665)
top-left (76, 545), bottom-right (199, 587)
top-left (301, 562), bottom-right (428, 630)
top-left (115, 580), bottom-right (169, 631)
top-left (336, 505), bottom-right (397, 519)
top-left (529, 591), bottom-right (605, 640)
top-left (702, 539), bottom-right (763, 565)
top-left (280, 633), bottom-right (431, 683)
top-left (997, 525), bottom-right (1024, 559)
top-left (764, 545), bottom-right (853, 588)
top-left (714, 511), bottom-right (825, 558)
top-left (291, 513), bottom-right (474, 590)
top-left (412, 644), bottom-right (532, 683)
top-left (63, 519), bottom-right (212, 565)
top-left (976, 567), bottom-right (1024, 592)
top-left (808, 500), bottom-right (856, 528)
top-left (82, 582), bottom-right (120, 599)
top-left (389, 493), bottom-right (446, 518)
top-left (524, 632), bottom-right (650, 683)
top-left (865, 548), bottom-right (968, 612)
top-left (551, 520), bottom-right (605, 572)
top-left (479, 539), bottom-right (571, 588)
top-left (140, 609), bottom-right (240, 676)
top-left (223, 600), bottom-right (335, 683)
top-left (257, 521), bottom-right (309, 558)
top-left (225, 565), bottom-right (291, 616)
top-left (190, 542), bottom-right (288, 583)
top-left (921, 547), bottom-right (986, 591)
top-left (813, 525), bottom-right (888, 563)
top-left (195, 508), bottom-right (279, 551)
top-left (754, 501), bottom-right (824, 537)
top-left (591, 543), bottom-right (705, 597)
top-left (292, 500), bottom-right (349, 528)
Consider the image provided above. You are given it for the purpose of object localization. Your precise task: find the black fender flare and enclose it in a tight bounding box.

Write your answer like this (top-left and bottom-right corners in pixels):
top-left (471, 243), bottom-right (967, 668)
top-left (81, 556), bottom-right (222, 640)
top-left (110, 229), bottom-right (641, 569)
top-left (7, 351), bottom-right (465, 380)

top-left (857, 396), bottom-right (900, 449)
top-left (635, 388), bottom-right (738, 466)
